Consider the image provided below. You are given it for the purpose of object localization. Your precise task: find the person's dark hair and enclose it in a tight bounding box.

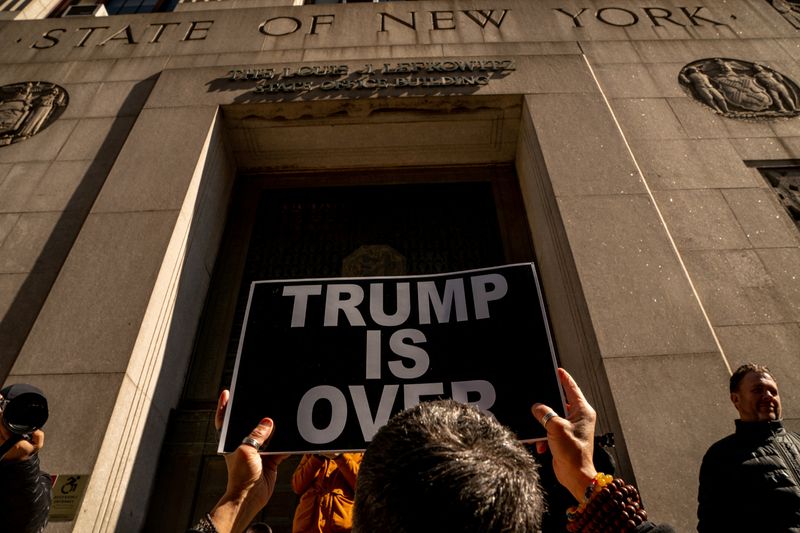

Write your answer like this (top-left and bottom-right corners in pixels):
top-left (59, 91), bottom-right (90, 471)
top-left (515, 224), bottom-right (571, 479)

top-left (353, 400), bottom-right (543, 533)
top-left (730, 363), bottom-right (774, 393)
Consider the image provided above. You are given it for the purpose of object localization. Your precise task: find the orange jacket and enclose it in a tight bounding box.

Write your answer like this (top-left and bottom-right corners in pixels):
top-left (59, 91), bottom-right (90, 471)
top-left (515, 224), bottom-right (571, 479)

top-left (291, 453), bottom-right (362, 533)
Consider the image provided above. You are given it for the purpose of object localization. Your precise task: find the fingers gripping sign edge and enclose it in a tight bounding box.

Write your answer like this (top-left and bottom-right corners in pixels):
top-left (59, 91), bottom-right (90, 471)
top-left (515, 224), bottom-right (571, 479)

top-left (215, 390), bottom-right (230, 432)
top-left (531, 367), bottom-right (576, 427)
top-left (241, 418), bottom-right (274, 452)
top-left (558, 367), bottom-right (588, 408)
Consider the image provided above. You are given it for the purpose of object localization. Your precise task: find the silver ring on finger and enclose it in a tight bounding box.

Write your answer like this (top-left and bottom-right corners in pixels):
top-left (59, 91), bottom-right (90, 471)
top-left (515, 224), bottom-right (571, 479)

top-left (241, 436), bottom-right (261, 450)
top-left (541, 411), bottom-right (558, 428)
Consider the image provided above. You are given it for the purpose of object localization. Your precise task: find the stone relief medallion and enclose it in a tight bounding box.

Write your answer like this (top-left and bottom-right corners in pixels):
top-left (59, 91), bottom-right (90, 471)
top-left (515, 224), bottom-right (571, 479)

top-left (766, 0), bottom-right (800, 29)
top-left (342, 245), bottom-right (407, 277)
top-left (0, 82), bottom-right (69, 147)
top-left (678, 59), bottom-right (800, 119)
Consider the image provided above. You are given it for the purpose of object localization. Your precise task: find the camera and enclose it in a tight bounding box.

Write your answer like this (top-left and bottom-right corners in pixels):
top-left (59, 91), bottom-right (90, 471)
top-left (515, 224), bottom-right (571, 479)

top-left (0, 384), bottom-right (48, 437)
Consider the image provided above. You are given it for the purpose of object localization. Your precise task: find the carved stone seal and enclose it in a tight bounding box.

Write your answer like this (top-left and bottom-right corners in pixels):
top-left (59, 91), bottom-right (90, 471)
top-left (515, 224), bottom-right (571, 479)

top-left (342, 245), bottom-right (407, 277)
top-left (679, 59), bottom-right (800, 119)
top-left (766, 0), bottom-right (800, 29)
top-left (0, 82), bottom-right (68, 146)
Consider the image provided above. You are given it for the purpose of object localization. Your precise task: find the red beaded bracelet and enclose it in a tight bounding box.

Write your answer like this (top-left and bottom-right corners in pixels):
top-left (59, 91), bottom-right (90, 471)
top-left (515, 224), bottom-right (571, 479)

top-left (566, 474), bottom-right (648, 533)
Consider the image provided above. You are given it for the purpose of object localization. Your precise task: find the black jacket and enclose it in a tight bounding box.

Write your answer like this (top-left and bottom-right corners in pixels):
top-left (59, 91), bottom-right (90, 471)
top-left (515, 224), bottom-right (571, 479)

top-left (0, 453), bottom-right (52, 533)
top-left (698, 420), bottom-right (800, 532)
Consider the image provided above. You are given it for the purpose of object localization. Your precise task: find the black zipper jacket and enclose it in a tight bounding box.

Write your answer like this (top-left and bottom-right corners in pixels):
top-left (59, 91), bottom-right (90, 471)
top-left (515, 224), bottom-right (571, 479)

top-left (698, 420), bottom-right (800, 532)
top-left (0, 453), bottom-right (52, 533)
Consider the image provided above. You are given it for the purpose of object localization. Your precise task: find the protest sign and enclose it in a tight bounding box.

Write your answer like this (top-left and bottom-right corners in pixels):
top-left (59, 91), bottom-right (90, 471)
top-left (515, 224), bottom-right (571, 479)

top-left (220, 263), bottom-right (564, 453)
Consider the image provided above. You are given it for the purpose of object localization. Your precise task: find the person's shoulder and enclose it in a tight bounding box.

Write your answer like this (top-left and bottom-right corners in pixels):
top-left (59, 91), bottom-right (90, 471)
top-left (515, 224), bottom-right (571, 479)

top-left (705, 432), bottom-right (737, 451)
top-left (701, 432), bottom-right (738, 461)
top-left (635, 522), bottom-right (676, 533)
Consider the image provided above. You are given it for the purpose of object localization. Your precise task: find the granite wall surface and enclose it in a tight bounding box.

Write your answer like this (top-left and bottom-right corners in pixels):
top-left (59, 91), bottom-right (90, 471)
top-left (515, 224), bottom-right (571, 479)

top-left (1, 1), bottom-right (798, 530)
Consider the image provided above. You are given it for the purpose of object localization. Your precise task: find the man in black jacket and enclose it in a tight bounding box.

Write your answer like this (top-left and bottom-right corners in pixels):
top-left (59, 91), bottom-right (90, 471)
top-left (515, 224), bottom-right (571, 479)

top-left (697, 363), bottom-right (800, 531)
top-left (0, 390), bottom-right (51, 533)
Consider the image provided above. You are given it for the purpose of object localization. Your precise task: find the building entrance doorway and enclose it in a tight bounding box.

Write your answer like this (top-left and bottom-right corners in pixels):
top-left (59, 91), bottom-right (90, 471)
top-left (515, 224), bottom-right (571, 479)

top-left (146, 164), bottom-right (537, 532)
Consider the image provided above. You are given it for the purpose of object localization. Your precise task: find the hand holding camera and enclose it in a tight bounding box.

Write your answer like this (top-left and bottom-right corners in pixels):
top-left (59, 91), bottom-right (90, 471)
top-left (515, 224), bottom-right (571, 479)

top-left (0, 384), bottom-right (48, 463)
top-left (0, 384), bottom-right (52, 533)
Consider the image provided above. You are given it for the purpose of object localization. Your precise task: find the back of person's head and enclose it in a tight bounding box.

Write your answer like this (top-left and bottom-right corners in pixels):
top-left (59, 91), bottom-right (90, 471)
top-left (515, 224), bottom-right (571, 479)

top-left (353, 399), bottom-right (543, 533)
top-left (730, 362), bottom-right (774, 393)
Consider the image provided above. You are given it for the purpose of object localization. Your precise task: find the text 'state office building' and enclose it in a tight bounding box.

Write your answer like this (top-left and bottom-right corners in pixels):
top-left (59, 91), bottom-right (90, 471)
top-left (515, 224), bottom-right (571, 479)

top-left (1, 0), bottom-right (800, 531)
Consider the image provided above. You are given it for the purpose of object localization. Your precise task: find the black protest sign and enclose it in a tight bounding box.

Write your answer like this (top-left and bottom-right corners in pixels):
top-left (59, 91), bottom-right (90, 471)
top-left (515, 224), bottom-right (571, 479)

top-left (220, 263), bottom-right (564, 454)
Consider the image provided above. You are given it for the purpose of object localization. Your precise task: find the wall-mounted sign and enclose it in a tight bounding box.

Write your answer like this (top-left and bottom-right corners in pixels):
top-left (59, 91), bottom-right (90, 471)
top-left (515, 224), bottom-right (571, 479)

top-left (23, 6), bottom-right (733, 52)
top-left (227, 59), bottom-right (515, 95)
top-left (49, 474), bottom-right (90, 522)
top-left (0, 82), bottom-right (68, 147)
top-left (679, 58), bottom-right (800, 119)
top-left (220, 263), bottom-right (564, 454)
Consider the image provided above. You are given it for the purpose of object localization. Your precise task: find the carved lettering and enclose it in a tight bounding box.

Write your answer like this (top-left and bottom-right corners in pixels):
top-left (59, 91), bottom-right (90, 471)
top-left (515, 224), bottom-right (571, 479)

top-left (31, 28), bottom-right (65, 49)
top-left (182, 20), bottom-right (213, 41)
top-left (259, 74), bottom-right (491, 93)
top-left (98, 25), bottom-right (137, 46)
top-left (27, 20), bottom-right (223, 50)
top-left (280, 65), bottom-right (348, 77)
top-left (595, 7), bottom-right (639, 26)
top-left (556, 6), bottom-right (725, 28)
top-left (310, 14), bottom-right (335, 34)
top-left (75, 26), bottom-right (109, 48)
top-left (643, 7), bottom-right (684, 27)
top-left (259, 16), bottom-right (302, 36)
top-left (379, 12), bottom-right (417, 31)
top-left (680, 6), bottom-right (725, 26)
top-left (431, 11), bottom-right (456, 30)
top-left (149, 22), bottom-right (180, 43)
top-left (376, 60), bottom-right (511, 74)
top-left (460, 9), bottom-right (509, 28)
top-left (23, 5), bottom-right (731, 54)
top-left (242, 58), bottom-right (509, 94)
top-left (553, 7), bottom-right (589, 27)
top-left (228, 68), bottom-right (276, 81)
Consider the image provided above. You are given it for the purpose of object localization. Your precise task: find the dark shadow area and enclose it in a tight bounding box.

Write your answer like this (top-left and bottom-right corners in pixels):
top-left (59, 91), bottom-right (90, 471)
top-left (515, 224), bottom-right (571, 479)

top-left (141, 167), bottom-right (525, 532)
top-left (0, 74), bottom-right (159, 383)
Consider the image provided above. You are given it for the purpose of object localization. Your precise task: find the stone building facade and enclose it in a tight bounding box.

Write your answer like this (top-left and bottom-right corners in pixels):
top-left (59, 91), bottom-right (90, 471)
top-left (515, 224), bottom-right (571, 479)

top-left (1, 0), bottom-right (800, 531)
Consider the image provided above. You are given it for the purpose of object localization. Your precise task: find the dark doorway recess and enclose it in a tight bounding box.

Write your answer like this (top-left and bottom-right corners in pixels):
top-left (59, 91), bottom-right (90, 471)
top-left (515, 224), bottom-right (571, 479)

top-left (145, 164), bottom-right (536, 532)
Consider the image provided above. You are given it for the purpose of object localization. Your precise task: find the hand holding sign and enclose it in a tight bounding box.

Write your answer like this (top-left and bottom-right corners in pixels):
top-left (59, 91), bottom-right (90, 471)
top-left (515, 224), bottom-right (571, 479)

top-left (209, 390), bottom-right (288, 533)
top-left (532, 368), bottom-right (598, 502)
top-left (202, 369), bottom-right (655, 533)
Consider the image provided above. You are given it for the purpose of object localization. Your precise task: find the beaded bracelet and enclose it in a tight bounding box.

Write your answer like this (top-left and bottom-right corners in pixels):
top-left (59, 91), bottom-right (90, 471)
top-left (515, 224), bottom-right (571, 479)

top-left (188, 513), bottom-right (218, 533)
top-left (566, 473), bottom-right (648, 532)
top-left (566, 472), bottom-right (613, 520)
